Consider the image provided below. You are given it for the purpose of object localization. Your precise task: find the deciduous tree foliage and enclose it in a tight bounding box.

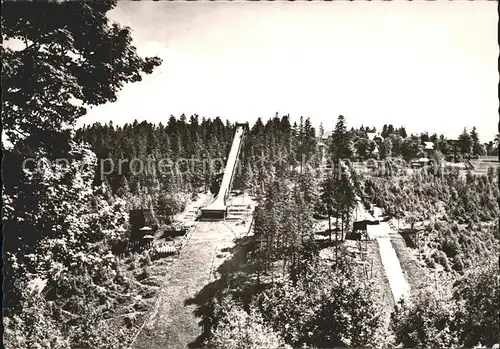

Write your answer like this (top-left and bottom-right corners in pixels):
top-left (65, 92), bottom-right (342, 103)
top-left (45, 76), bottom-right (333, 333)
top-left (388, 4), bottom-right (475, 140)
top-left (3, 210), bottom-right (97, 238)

top-left (256, 262), bottom-right (385, 348)
top-left (452, 263), bottom-right (499, 347)
top-left (208, 299), bottom-right (290, 349)
top-left (390, 289), bottom-right (459, 349)
top-left (3, 3), bottom-right (497, 342)
top-left (3, 143), bottom-right (132, 348)
top-left (391, 263), bottom-right (499, 348)
top-left (361, 166), bottom-right (499, 272)
top-left (401, 135), bottom-right (423, 160)
top-left (2, 0), bottom-right (161, 146)
top-left (2, 2), bottom-right (162, 346)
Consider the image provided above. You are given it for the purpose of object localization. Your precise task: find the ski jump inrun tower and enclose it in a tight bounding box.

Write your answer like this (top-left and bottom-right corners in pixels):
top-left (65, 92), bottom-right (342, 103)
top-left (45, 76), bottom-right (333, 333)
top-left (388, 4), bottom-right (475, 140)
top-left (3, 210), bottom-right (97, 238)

top-left (201, 122), bottom-right (248, 220)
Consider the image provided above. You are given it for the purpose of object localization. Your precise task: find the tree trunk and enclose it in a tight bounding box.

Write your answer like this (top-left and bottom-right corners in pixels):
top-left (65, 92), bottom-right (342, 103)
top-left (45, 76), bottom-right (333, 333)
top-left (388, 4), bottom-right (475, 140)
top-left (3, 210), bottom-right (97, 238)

top-left (341, 209), bottom-right (344, 241)
top-left (336, 209), bottom-right (339, 235)
top-left (345, 210), bottom-right (350, 238)
top-left (328, 213), bottom-right (332, 244)
top-left (271, 260), bottom-right (274, 283)
top-left (335, 210), bottom-right (339, 264)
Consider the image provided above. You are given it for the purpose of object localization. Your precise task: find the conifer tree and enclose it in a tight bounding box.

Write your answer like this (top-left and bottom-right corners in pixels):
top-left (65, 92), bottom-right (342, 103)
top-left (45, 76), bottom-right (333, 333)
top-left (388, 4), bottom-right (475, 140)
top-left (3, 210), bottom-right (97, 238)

top-left (470, 126), bottom-right (481, 156)
top-left (329, 115), bottom-right (354, 164)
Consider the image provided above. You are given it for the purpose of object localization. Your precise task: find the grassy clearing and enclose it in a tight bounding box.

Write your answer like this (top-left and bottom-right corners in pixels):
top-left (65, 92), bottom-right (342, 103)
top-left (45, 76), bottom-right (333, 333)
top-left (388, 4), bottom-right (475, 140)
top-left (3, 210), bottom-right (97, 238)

top-left (95, 193), bottom-right (216, 348)
top-left (131, 195), bottom-right (256, 349)
top-left (390, 237), bottom-right (428, 292)
top-left (391, 236), bottom-right (460, 299)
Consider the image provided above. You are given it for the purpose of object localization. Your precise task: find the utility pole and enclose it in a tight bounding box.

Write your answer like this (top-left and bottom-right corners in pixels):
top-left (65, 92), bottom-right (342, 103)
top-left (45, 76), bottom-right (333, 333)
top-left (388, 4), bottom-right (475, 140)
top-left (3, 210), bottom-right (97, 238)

top-left (204, 154), bottom-right (207, 193)
top-left (335, 211), bottom-right (338, 265)
top-left (365, 229), bottom-right (368, 258)
top-left (417, 230), bottom-right (420, 260)
top-left (434, 268), bottom-right (438, 291)
top-left (397, 212), bottom-right (400, 234)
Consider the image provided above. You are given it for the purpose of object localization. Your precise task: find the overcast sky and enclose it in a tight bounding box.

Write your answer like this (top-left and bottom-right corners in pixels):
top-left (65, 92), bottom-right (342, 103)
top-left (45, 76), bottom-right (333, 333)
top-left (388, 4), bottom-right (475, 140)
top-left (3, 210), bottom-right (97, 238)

top-left (78, 1), bottom-right (498, 142)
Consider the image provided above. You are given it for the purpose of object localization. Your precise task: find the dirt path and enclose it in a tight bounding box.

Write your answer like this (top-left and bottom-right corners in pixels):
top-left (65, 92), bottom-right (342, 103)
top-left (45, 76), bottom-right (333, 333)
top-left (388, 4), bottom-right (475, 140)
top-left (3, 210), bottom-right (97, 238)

top-left (131, 194), bottom-right (254, 349)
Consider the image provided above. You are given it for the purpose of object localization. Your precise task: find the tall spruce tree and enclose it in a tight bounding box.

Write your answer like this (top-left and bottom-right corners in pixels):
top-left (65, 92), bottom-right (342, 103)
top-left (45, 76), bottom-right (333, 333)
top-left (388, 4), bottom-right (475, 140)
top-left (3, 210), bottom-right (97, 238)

top-left (329, 115), bottom-right (354, 166)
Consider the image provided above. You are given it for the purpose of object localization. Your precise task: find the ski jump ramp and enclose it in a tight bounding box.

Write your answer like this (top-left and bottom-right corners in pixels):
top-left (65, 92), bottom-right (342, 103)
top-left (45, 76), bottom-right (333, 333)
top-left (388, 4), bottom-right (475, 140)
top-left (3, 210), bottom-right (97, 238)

top-left (201, 123), bottom-right (248, 220)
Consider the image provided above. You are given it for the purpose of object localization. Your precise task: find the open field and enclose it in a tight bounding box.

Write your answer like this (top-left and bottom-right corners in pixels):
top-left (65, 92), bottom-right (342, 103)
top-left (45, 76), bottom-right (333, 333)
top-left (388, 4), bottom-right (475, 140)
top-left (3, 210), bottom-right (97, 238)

top-left (468, 156), bottom-right (500, 174)
top-left (390, 237), bottom-right (429, 292)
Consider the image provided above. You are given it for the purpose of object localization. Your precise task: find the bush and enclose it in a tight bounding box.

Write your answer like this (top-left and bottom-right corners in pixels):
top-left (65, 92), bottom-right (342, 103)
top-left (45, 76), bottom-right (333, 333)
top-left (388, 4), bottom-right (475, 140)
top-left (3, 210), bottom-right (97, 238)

top-left (452, 255), bottom-right (464, 272)
top-left (4, 290), bottom-right (71, 349)
top-left (431, 250), bottom-right (450, 271)
top-left (156, 192), bottom-right (190, 223)
top-left (256, 264), bottom-right (385, 348)
top-left (135, 267), bottom-right (150, 281)
top-left (390, 262), bottom-right (499, 349)
top-left (441, 233), bottom-right (459, 259)
top-left (360, 169), bottom-right (499, 275)
top-left (140, 251), bottom-right (152, 266)
top-left (390, 289), bottom-right (458, 348)
top-left (452, 263), bottom-right (500, 347)
top-left (425, 256), bottom-right (436, 268)
top-left (208, 299), bottom-right (290, 349)
top-left (4, 283), bottom-right (130, 349)
top-left (130, 252), bottom-right (140, 270)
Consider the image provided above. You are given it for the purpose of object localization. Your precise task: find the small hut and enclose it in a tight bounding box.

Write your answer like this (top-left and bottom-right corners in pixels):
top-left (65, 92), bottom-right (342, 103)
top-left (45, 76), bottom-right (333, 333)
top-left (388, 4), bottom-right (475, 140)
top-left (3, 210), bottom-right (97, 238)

top-left (423, 142), bottom-right (435, 158)
top-left (411, 157), bottom-right (430, 168)
top-left (130, 208), bottom-right (154, 229)
top-left (141, 231), bottom-right (155, 247)
top-left (163, 222), bottom-right (188, 238)
top-left (350, 219), bottom-right (379, 240)
top-left (129, 209), bottom-right (156, 240)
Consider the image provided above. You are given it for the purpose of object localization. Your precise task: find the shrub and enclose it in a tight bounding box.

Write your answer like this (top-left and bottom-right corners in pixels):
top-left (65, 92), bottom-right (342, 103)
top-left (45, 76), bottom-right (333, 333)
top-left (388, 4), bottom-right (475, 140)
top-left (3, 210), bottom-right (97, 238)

top-left (3, 290), bottom-right (71, 349)
top-left (360, 169), bottom-right (499, 276)
top-left (425, 256), bottom-right (436, 268)
top-left (452, 263), bottom-right (500, 347)
top-left (390, 261), bottom-right (499, 349)
top-left (135, 267), bottom-right (150, 281)
top-left (390, 289), bottom-right (459, 349)
top-left (140, 251), bottom-right (152, 266)
top-left (431, 250), bottom-right (450, 270)
top-left (130, 252), bottom-right (140, 270)
top-left (441, 233), bottom-right (459, 259)
top-left (208, 299), bottom-right (290, 349)
top-left (256, 264), bottom-right (384, 348)
top-left (156, 192), bottom-right (189, 223)
top-left (452, 255), bottom-right (464, 272)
